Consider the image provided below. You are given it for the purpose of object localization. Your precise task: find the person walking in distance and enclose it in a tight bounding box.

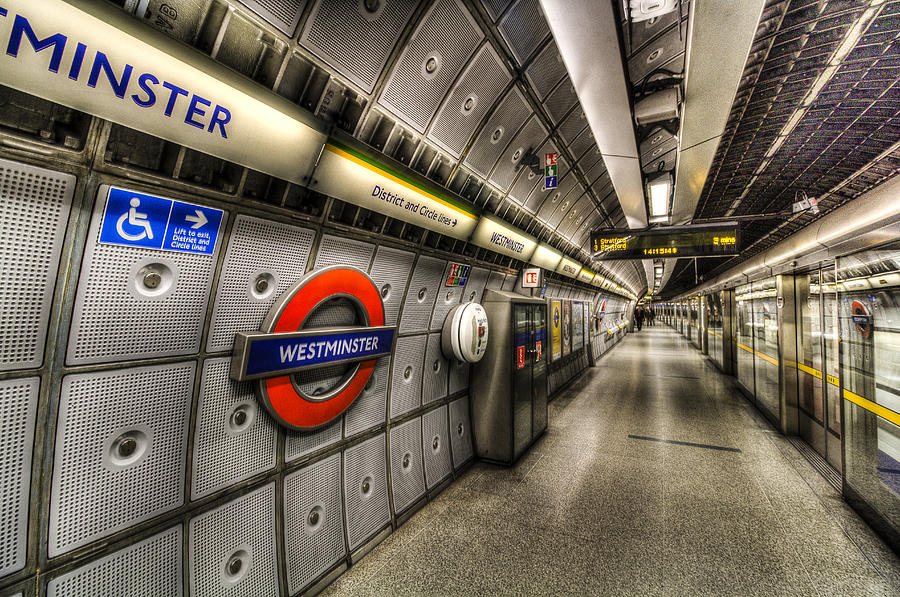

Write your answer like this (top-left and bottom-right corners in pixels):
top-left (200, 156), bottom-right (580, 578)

top-left (635, 305), bottom-right (644, 331)
top-left (647, 306), bottom-right (655, 327)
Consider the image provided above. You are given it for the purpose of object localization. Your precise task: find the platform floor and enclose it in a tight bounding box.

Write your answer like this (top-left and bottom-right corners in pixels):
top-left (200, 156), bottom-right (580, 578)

top-left (322, 326), bottom-right (900, 596)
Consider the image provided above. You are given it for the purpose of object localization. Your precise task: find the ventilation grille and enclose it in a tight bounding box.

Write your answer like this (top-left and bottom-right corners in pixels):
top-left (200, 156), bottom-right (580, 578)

top-left (50, 363), bottom-right (193, 556)
top-left (430, 263), bottom-right (467, 329)
top-left (379, 0), bottom-right (483, 132)
top-left (239, 0), bottom-right (307, 35)
top-left (787, 437), bottom-right (842, 492)
top-left (343, 434), bottom-right (391, 550)
top-left (207, 215), bottom-right (314, 353)
top-left (0, 377), bottom-right (38, 578)
top-left (448, 356), bottom-right (470, 396)
top-left (0, 159), bottom-right (73, 371)
top-left (389, 334), bottom-right (427, 419)
top-left (399, 256), bottom-right (445, 334)
top-left (68, 190), bottom-right (222, 365)
top-left (314, 234), bottom-right (374, 271)
top-left (285, 417), bottom-right (342, 463)
top-left (497, 0), bottom-right (549, 64)
top-left (48, 526), bottom-right (183, 596)
top-left (428, 44), bottom-right (511, 158)
top-left (422, 333), bottom-right (448, 406)
top-left (368, 246), bottom-right (415, 326)
top-left (543, 78), bottom-right (579, 124)
top-left (525, 41), bottom-right (566, 100)
top-left (463, 87), bottom-right (531, 177)
top-left (461, 267), bottom-right (489, 304)
top-left (283, 453), bottom-right (345, 594)
top-left (448, 396), bottom-right (474, 468)
top-left (422, 405), bottom-right (451, 489)
top-left (344, 357), bottom-right (390, 438)
top-left (300, 0), bottom-right (417, 92)
top-left (191, 358), bottom-right (277, 500)
top-left (389, 418), bottom-right (425, 514)
top-left (189, 483), bottom-right (277, 597)
top-left (488, 115), bottom-right (547, 191)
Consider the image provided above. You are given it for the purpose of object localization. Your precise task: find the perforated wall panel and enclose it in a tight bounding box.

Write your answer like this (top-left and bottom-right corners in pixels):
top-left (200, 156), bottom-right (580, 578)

top-left (501, 273), bottom-right (517, 292)
top-left (283, 453), bottom-right (345, 594)
top-left (543, 78), bottom-right (579, 124)
top-left (379, 0), bottom-right (483, 132)
top-left (421, 333), bottom-right (448, 405)
top-left (207, 215), bottom-right (314, 352)
top-left (389, 334), bottom-right (426, 418)
top-left (570, 129), bottom-right (595, 162)
top-left (344, 357), bottom-right (389, 438)
top-left (422, 406), bottom-right (451, 488)
top-left (389, 418), bottom-right (426, 514)
top-left (508, 168), bottom-right (542, 206)
top-left (238, 0), bottom-right (306, 35)
top-left (461, 267), bottom-right (489, 303)
top-left (448, 396), bottom-right (474, 468)
top-left (399, 256), bottom-right (444, 334)
top-left (313, 234), bottom-right (374, 271)
top-left (285, 417), bottom-right (342, 463)
top-left (343, 435), bottom-right (390, 551)
top-left (68, 189), bottom-right (223, 365)
top-left (191, 358), bottom-right (277, 499)
top-left (368, 246), bottom-right (415, 326)
top-left (535, 173), bottom-right (577, 221)
top-left (463, 87), bottom-right (531, 177)
top-left (50, 362), bottom-right (193, 556)
top-left (0, 378), bottom-right (37, 578)
top-left (0, 159), bottom-right (72, 371)
top-left (47, 526), bottom-right (182, 597)
top-left (300, 0), bottom-right (417, 92)
top-left (481, 0), bottom-right (514, 21)
top-left (628, 20), bottom-right (687, 84)
top-left (485, 270), bottom-right (505, 291)
top-left (488, 115), bottom-right (547, 191)
top-left (448, 358), bottom-right (469, 396)
top-left (430, 262), bottom-right (467, 329)
top-left (525, 41), bottom-right (565, 100)
top-left (547, 187), bottom-right (582, 228)
top-left (428, 43), bottom-right (511, 158)
top-left (189, 483), bottom-right (277, 597)
top-left (497, 0), bottom-right (549, 64)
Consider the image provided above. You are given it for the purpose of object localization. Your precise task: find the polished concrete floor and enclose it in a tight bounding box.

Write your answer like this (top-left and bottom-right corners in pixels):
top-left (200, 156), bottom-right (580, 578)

top-left (322, 326), bottom-right (900, 596)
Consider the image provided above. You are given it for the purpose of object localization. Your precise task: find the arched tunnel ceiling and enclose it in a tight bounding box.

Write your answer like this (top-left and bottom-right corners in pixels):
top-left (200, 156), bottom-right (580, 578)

top-left (113, 0), bottom-right (649, 295)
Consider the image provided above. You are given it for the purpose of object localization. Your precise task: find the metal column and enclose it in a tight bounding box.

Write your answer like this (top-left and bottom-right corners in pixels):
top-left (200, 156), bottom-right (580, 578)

top-left (776, 274), bottom-right (799, 436)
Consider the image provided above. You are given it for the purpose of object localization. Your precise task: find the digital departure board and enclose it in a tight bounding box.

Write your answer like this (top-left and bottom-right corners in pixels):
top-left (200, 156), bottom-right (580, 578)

top-left (591, 224), bottom-right (740, 259)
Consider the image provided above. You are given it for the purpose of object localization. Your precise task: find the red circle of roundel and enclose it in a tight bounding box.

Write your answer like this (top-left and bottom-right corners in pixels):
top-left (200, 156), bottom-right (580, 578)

top-left (257, 267), bottom-right (385, 430)
top-left (851, 300), bottom-right (871, 338)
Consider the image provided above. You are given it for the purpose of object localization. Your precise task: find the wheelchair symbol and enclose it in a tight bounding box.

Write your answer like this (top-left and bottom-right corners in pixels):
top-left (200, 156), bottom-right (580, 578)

top-left (116, 197), bottom-right (155, 241)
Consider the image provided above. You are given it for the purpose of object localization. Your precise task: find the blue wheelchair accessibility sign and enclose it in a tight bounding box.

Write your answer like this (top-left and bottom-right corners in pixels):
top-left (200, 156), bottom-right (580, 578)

top-left (99, 187), bottom-right (223, 255)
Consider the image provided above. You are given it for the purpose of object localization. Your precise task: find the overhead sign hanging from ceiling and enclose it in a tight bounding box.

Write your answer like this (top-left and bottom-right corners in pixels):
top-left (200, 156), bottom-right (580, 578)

top-left (0, 0), bottom-right (327, 184)
top-left (591, 224), bottom-right (740, 259)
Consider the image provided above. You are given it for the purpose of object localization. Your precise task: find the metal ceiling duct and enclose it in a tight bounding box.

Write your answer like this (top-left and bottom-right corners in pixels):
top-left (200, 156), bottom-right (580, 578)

top-left (540, 0), bottom-right (647, 229)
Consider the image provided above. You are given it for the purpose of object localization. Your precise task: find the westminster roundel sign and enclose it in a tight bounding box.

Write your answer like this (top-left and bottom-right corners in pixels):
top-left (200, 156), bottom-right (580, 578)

top-left (230, 266), bottom-right (396, 430)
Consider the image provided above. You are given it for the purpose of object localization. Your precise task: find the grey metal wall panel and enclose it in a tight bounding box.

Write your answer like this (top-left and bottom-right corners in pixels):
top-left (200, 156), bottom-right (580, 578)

top-left (47, 526), bottom-right (183, 597)
top-left (68, 190), bottom-right (223, 365)
top-left (543, 77), bottom-right (579, 124)
top-left (283, 454), bottom-right (345, 594)
top-left (480, 0), bottom-right (514, 21)
top-left (485, 270), bottom-right (505, 291)
top-left (344, 357), bottom-right (390, 438)
top-left (497, 0), bottom-right (549, 64)
top-left (284, 417), bottom-right (343, 463)
top-left (238, 0), bottom-right (306, 35)
top-left (0, 159), bottom-right (73, 371)
top-left (448, 396), bottom-right (474, 468)
top-left (0, 377), bottom-right (38, 578)
top-left (535, 173), bottom-right (577, 222)
top-left (399, 256), bottom-right (445, 334)
top-left (501, 273), bottom-right (517, 292)
top-left (389, 334), bottom-right (427, 419)
top-left (430, 262), bottom-right (467, 329)
top-left (463, 87), bottom-right (531, 177)
top-left (343, 434), bottom-right (391, 550)
top-left (207, 215), bottom-right (314, 353)
top-left (188, 483), bottom-right (278, 597)
top-left (488, 116), bottom-right (547, 191)
top-left (422, 405), bottom-right (452, 488)
top-left (388, 418), bottom-right (426, 514)
top-left (558, 196), bottom-right (591, 236)
top-left (547, 187), bottom-right (583, 228)
top-left (191, 358), bottom-right (277, 500)
top-left (378, 0), bottom-right (483, 132)
top-left (50, 362), bottom-right (193, 557)
top-left (300, 0), bottom-right (417, 93)
top-left (461, 267), bottom-right (489, 304)
top-left (428, 43), bottom-right (512, 158)
top-left (448, 357), bottom-right (470, 396)
top-left (368, 246), bottom-right (415, 326)
top-left (508, 167), bottom-right (542, 206)
top-left (314, 234), bottom-right (375, 271)
top-left (557, 108), bottom-right (588, 144)
top-left (525, 40), bottom-right (565, 99)
top-left (422, 333), bottom-right (449, 406)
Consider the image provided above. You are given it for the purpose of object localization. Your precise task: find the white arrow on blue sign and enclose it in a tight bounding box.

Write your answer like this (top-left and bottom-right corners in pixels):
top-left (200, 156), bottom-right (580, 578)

top-left (99, 187), bottom-right (224, 255)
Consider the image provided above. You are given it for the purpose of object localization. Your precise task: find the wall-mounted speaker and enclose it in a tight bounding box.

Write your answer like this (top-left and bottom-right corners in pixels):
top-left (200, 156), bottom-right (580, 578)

top-left (422, 406), bottom-right (452, 489)
top-left (448, 396), bottom-right (474, 469)
top-left (283, 453), bottom-right (346, 594)
top-left (50, 363), bottom-right (194, 556)
top-left (343, 435), bottom-right (391, 551)
top-left (388, 417), bottom-right (426, 514)
top-left (191, 358), bottom-right (277, 500)
top-left (389, 334), bottom-right (427, 419)
top-left (188, 483), bottom-right (278, 596)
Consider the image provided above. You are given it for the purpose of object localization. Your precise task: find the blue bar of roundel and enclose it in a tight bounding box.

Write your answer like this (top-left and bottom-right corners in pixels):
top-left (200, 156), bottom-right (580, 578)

top-left (244, 328), bottom-right (395, 378)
